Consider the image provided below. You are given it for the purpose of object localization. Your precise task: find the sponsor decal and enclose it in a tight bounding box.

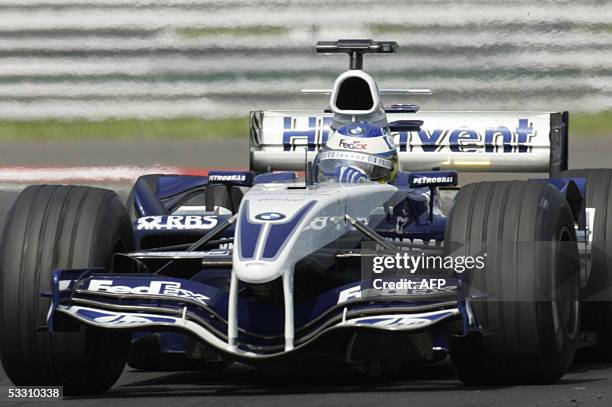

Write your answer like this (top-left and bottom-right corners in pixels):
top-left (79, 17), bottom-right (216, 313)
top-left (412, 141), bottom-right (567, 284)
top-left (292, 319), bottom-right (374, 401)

top-left (282, 116), bottom-right (333, 151)
top-left (254, 212), bottom-right (286, 221)
top-left (353, 315), bottom-right (445, 329)
top-left (412, 177), bottom-right (453, 184)
top-left (411, 176), bottom-right (454, 185)
top-left (305, 215), bottom-right (367, 231)
top-left (207, 170), bottom-right (253, 186)
top-left (282, 116), bottom-right (536, 153)
top-left (317, 150), bottom-right (393, 169)
top-left (412, 176), bottom-right (452, 184)
top-left (209, 174), bottom-right (246, 182)
top-left (408, 171), bottom-right (458, 187)
top-left (87, 280), bottom-right (209, 305)
top-left (203, 248), bottom-right (232, 256)
top-left (348, 126), bottom-right (364, 135)
top-left (94, 314), bottom-right (164, 326)
top-left (385, 237), bottom-right (439, 247)
top-left (356, 316), bottom-right (429, 328)
top-left (337, 285), bottom-right (362, 304)
top-left (136, 215), bottom-right (218, 231)
top-left (338, 138), bottom-right (368, 150)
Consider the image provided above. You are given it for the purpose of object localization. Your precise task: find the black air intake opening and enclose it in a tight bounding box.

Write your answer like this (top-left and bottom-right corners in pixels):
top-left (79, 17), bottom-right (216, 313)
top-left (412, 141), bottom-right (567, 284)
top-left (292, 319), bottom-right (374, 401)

top-left (335, 77), bottom-right (374, 111)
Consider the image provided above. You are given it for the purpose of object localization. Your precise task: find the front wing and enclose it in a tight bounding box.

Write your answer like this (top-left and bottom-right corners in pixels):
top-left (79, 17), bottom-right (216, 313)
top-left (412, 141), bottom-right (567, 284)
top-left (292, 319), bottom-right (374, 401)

top-left (47, 269), bottom-right (460, 360)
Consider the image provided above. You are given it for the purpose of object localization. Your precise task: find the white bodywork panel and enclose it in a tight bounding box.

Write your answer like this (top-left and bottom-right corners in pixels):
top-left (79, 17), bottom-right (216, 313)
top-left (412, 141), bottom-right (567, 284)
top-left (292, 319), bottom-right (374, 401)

top-left (232, 181), bottom-right (396, 283)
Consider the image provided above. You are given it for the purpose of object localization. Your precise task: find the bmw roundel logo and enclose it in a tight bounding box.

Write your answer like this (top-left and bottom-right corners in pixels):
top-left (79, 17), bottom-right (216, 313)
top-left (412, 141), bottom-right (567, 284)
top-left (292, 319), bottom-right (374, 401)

top-left (349, 126), bottom-right (363, 135)
top-left (255, 212), bottom-right (286, 221)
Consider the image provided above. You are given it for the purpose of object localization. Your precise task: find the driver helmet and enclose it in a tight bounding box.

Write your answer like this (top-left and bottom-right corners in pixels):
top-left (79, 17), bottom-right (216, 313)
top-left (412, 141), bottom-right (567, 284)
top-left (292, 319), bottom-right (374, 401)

top-left (314, 121), bottom-right (399, 183)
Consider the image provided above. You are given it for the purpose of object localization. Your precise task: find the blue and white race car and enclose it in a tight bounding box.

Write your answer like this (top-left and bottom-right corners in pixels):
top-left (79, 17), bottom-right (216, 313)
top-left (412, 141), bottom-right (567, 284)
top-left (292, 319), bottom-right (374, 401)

top-left (2, 39), bottom-right (611, 395)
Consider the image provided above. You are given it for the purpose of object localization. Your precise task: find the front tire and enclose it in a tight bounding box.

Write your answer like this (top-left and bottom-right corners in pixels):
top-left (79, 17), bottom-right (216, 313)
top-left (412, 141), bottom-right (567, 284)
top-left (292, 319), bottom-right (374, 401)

top-left (0, 185), bottom-right (133, 395)
top-left (446, 181), bottom-right (580, 385)
top-left (561, 169), bottom-right (612, 359)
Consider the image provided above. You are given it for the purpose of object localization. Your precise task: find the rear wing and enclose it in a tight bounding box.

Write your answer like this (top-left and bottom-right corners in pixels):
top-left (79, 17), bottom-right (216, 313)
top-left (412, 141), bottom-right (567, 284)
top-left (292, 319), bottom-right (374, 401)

top-left (249, 110), bottom-right (568, 174)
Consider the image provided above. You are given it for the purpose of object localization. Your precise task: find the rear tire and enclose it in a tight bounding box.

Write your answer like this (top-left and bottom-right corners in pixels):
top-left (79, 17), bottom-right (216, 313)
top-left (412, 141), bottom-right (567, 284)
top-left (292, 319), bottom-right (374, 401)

top-left (561, 169), bottom-right (612, 359)
top-left (0, 185), bottom-right (133, 395)
top-left (446, 181), bottom-right (580, 385)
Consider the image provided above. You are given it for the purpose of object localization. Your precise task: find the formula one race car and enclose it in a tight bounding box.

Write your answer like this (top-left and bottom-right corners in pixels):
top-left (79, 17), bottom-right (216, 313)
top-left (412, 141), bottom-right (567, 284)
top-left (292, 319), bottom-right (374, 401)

top-left (2, 39), bottom-right (612, 395)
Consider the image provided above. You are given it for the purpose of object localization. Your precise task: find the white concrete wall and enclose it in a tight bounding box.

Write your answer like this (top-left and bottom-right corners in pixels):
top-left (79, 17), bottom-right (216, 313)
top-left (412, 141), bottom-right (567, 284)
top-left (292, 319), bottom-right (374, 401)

top-left (0, 0), bottom-right (610, 119)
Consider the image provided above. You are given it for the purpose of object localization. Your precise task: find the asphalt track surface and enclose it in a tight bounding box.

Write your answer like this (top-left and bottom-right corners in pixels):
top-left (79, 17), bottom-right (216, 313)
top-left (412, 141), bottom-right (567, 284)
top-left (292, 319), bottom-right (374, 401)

top-left (0, 137), bottom-right (249, 167)
top-left (1, 135), bottom-right (612, 407)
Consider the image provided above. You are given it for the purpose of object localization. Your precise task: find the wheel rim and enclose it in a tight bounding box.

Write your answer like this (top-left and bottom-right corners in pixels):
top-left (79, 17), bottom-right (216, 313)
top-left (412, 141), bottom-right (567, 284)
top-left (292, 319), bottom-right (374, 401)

top-left (551, 227), bottom-right (580, 350)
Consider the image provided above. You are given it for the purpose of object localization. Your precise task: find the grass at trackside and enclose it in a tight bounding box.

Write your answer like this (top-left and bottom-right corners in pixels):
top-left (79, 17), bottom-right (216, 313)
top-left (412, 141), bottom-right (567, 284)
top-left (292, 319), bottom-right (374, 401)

top-left (370, 23), bottom-right (612, 34)
top-left (0, 117), bottom-right (249, 139)
top-left (0, 112), bottom-right (608, 140)
top-left (570, 111), bottom-right (612, 137)
top-left (176, 26), bottom-right (287, 38)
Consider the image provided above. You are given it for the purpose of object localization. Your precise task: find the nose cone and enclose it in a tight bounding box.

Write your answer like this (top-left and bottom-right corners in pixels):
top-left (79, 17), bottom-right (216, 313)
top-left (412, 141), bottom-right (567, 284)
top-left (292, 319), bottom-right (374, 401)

top-left (234, 261), bottom-right (285, 284)
top-left (233, 199), bottom-right (318, 285)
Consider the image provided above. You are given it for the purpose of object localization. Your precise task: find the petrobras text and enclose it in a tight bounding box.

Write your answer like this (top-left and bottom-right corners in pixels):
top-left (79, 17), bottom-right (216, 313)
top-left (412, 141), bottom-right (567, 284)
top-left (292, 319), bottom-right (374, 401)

top-left (412, 176), bottom-right (453, 184)
top-left (207, 171), bottom-right (253, 186)
top-left (136, 215), bottom-right (218, 231)
top-left (409, 171), bottom-right (458, 187)
top-left (210, 174), bottom-right (246, 182)
top-left (86, 279), bottom-right (209, 305)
